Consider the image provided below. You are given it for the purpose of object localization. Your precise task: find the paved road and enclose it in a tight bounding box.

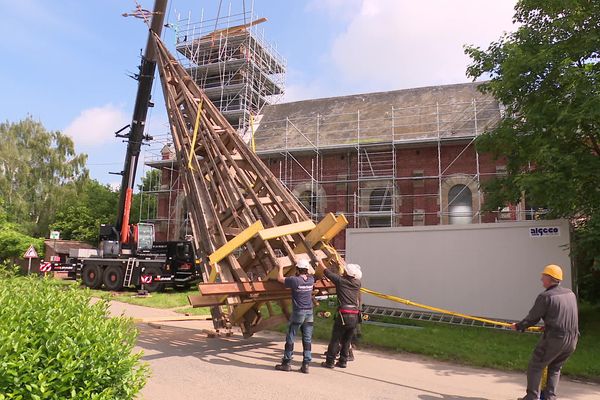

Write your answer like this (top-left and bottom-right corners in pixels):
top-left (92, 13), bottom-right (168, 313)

top-left (108, 301), bottom-right (599, 400)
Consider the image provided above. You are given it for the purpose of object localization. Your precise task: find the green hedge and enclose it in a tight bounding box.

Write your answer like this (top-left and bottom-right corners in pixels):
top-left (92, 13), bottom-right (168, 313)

top-left (0, 277), bottom-right (148, 399)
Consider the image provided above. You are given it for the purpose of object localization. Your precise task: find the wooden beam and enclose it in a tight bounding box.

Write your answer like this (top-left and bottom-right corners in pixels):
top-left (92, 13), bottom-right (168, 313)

top-left (198, 280), bottom-right (335, 296)
top-left (322, 213), bottom-right (349, 243)
top-left (188, 294), bottom-right (227, 307)
top-left (208, 220), bottom-right (264, 264)
top-left (294, 213), bottom-right (338, 254)
top-left (258, 220), bottom-right (316, 241)
top-left (230, 302), bottom-right (260, 323)
top-left (249, 314), bottom-right (287, 334)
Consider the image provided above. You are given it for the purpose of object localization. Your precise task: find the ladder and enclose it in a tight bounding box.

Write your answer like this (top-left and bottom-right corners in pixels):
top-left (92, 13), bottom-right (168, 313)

top-left (362, 304), bottom-right (518, 331)
top-left (123, 258), bottom-right (138, 288)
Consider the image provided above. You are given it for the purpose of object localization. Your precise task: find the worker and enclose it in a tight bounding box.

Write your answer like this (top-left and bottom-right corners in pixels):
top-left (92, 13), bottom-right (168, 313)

top-left (275, 259), bottom-right (315, 374)
top-left (321, 261), bottom-right (362, 369)
top-left (511, 264), bottom-right (579, 400)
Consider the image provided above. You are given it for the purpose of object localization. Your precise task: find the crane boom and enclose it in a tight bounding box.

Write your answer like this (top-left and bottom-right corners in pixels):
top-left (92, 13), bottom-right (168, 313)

top-left (114, 0), bottom-right (168, 244)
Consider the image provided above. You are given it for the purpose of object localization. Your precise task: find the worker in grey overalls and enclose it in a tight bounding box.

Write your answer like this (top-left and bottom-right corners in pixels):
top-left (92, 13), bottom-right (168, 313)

top-left (320, 261), bottom-right (362, 369)
top-left (511, 264), bottom-right (579, 400)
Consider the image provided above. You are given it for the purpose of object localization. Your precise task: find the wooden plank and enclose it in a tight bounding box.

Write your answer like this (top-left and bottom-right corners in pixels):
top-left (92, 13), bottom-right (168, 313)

top-left (258, 220), bottom-right (316, 241)
top-left (198, 280), bottom-right (335, 296)
top-left (322, 213), bottom-right (349, 243)
top-left (230, 302), bottom-right (260, 323)
top-left (245, 196), bottom-right (282, 207)
top-left (294, 213), bottom-right (338, 254)
top-left (249, 314), bottom-right (287, 333)
top-left (208, 220), bottom-right (264, 264)
top-left (274, 250), bottom-right (327, 269)
top-left (188, 294), bottom-right (227, 307)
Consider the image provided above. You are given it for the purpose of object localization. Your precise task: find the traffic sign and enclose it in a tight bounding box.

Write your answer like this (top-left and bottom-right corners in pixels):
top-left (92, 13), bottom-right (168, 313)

top-left (40, 262), bottom-right (52, 272)
top-left (23, 245), bottom-right (39, 259)
top-left (50, 231), bottom-right (60, 240)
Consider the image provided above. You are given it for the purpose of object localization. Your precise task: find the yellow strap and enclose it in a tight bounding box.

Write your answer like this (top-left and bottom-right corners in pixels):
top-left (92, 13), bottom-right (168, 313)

top-left (188, 98), bottom-right (204, 170)
top-left (360, 287), bottom-right (542, 332)
top-left (250, 114), bottom-right (256, 153)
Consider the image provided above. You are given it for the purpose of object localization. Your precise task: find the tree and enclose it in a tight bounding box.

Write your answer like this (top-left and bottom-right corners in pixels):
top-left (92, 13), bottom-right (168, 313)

top-left (51, 180), bottom-right (119, 244)
top-left (0, 198), bottom-right (44, 262)
top-left (465, 0), bottom-right (600, 301)
top-left (0, 117), bottom-right (88, 236)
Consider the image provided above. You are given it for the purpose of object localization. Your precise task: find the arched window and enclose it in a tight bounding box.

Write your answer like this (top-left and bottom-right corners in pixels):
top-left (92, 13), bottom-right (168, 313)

top-left (448, 184), bottom-right (472, 225)
top-left (369, 187), bottom-right (393, 227)
top-left (298, 190), bottom-right (317, 216)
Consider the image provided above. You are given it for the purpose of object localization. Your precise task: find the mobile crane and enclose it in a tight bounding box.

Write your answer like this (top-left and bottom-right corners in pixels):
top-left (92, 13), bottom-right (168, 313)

top-left (70, 0), bottom-right (201, 292)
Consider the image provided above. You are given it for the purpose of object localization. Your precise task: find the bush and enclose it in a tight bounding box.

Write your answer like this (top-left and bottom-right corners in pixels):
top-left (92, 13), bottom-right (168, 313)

top-left (0, 277), bottom-right (148, 399)
top-left (0, 260), bottom-right (20, 278)
top-left (0, 224), bottom-right (44, 260)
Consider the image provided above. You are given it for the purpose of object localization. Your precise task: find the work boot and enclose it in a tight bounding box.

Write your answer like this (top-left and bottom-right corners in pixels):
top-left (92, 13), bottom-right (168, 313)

top-left (335, 360), bottom-right (347, 368)
top-left (300, 362), bottom-right (309, 374)
top-left (321, 361), bottom-right (335, 369)
top-left (275, 361), bottom-right (291, 371)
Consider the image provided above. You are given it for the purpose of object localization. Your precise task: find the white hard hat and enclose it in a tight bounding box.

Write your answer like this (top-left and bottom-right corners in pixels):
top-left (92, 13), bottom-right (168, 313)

top-left (344, 263), bottom-right (362, 280)
top-left (296, 259), bottom-right (315, 275)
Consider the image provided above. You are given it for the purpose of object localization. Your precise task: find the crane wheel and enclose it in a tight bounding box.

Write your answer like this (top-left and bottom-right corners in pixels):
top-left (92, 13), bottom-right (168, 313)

top-left (82, 265), bottom-right (103, 289)
top-left (104, 265), bottom-right (124, 291)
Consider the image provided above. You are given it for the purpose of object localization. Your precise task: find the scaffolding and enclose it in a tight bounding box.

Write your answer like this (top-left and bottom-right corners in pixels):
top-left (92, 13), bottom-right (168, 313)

top-left (253, 97), bottom-right (516, 233)
top-left (173, 3), bottom-right (286, 138)
top-left (139, 132), bottom-right (188, 242)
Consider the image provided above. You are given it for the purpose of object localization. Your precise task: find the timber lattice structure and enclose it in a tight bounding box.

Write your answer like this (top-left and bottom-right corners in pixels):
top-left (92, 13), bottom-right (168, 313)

top-left (152, 33), bottom-right (345, 336)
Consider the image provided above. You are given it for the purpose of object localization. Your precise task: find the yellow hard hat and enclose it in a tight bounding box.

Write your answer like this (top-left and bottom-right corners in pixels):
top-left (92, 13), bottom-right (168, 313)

top-left (542, 264), bottom-right (563, 281)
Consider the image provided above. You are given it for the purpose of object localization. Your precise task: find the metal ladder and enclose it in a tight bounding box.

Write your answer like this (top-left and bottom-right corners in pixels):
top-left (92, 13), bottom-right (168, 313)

top-left (123, 258), bottom-right (138, 287)
top-left (361, 304), bottom-right (517, 331)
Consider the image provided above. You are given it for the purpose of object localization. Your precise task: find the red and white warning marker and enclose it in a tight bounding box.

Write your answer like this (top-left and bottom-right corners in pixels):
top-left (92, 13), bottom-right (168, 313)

top-left (40, 262), bottom-right (52, 272)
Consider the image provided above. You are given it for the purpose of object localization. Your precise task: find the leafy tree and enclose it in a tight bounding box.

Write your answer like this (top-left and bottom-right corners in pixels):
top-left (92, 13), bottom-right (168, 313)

top-left (465, 0), bottom-right (600, 300)
top-left (0, 226), bottom-right (44, 261)
top-left (51, 180), bottom-right (119, 244)
top-left (0, 117), bottom-right (88, 236)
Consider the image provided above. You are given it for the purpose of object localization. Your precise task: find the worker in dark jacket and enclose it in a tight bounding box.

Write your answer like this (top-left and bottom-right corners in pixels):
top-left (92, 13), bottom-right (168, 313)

top-left (320, 261), bottom-right (362, 369)
top-left (275, 259), bottom-right (315, 374)
top-left (511, 264), bottom-right (579, 400)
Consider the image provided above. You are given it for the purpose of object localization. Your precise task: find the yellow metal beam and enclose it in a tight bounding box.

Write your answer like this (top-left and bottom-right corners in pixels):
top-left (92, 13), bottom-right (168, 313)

top-left (208, 220), bottom-right (264, 265)
top-left (258, 220), bottom-right (316, 241)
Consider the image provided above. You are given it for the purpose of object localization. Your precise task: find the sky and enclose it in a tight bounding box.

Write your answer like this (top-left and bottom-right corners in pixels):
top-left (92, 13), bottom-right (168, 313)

top-left (0, 0), bottom-right (517, 186)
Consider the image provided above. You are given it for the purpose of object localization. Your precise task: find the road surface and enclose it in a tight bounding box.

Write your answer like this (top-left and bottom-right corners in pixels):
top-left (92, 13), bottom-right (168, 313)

top-left (107, 300), bottom-right (599, 400)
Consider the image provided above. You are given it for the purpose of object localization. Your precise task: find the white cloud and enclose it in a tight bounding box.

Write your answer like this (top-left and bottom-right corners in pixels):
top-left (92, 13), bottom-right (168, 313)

top-left (306, 0), bottom-right (363, 20)
top-left (284, 82), bottom-right (335, 102)
top-left (64, 104), bottom-right (129, 147)
top-left (109, 182), bottom-right (121, 192)
top-left (321, 0), bottom-right (517, 91)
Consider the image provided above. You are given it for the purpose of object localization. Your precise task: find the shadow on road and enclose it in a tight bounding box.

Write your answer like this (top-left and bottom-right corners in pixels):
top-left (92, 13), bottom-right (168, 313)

top-left (137, 324), bottom-right (290, 371)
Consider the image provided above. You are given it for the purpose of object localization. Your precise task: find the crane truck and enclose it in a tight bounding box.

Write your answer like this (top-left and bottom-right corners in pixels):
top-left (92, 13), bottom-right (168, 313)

top-left (60, 0), bottom-right (202, 292)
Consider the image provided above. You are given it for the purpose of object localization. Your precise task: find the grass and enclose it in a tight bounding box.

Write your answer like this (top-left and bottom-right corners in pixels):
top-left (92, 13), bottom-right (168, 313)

top-left (55, 279), bottom-right (210, 314)
top-left (275, 302), bottom-right (600, 381)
